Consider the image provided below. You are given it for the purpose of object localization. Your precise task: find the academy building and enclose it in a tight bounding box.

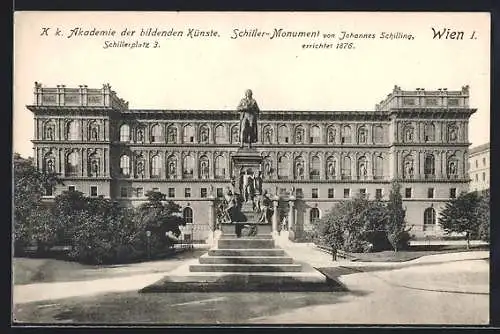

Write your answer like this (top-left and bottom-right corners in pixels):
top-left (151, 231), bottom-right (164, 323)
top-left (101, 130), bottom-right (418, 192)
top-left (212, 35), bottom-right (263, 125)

top-left (29, 83), bottom-right (475, 240)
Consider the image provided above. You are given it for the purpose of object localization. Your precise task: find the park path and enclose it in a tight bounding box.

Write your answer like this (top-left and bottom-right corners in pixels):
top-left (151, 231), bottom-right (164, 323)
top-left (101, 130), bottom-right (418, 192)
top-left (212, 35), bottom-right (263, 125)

top-left (13, 249), bottom-right (209, 304)
top-left (253, 238), bottom-right (489, 324)
top-left (13, 272), bottom-right (168, 304)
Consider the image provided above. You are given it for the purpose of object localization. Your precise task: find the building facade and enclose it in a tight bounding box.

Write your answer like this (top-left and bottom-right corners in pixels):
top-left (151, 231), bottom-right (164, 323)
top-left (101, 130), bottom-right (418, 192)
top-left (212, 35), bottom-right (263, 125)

top-left (468, 142), bottom-right (490, 192)
top-left (29, 83), bottom-right (475, 240)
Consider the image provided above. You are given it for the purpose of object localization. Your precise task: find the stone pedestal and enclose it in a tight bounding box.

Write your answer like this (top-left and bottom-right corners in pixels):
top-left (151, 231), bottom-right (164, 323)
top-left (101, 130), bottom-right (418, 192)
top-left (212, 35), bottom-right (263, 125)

top-left (231, 148), bottom-right (263, 194)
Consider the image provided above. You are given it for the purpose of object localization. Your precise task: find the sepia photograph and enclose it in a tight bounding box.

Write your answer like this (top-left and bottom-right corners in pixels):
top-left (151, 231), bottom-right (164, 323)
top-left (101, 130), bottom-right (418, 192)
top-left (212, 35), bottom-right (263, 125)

top-left (12, 11), bottom-right (490, 325)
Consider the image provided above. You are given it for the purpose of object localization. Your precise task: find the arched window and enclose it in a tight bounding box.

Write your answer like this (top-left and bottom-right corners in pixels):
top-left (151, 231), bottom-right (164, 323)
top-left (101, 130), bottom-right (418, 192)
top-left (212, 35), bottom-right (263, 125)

top-left (151, 124), bottom-right (163, 143)
top-left (373, 125), bottom-right (384, 144)
top-left (119, 124), bottom-right (130, 142)
top-left (403, 155), bottom-right (414, 179)
top-left (199, 126), bottom-right (210, 143)
top-left (151, 155), bottom-right (161, 178)
top-left (424, 123), bottom-right (436, 142)
top-left (44, 122), bottom-right (55, 140)
top-left (374, 154), bottom-right (384, 179)
top-left (183, 125), bottom-right (195, 143)
top-left (199, 156), bottom-right (209, 179)
top-left (341, 125), bottom-right (351, 144)
top-left (263, 125), bottom-right (273, 144)
top-left (327, 126), bottom-right (336, 144)
top-left (120, 155), bottom-right (130, 176)
top-left (167, 156), bottom-right (177, 179)
top-left (215, 125), bottom-right (226, 144)
top-left (309, 155), bottom-right (320, 180)
top-left (183, 155), bottom-right (194, 179)
top-left (231, 125), bottom-right (239, 144)
top-left (294, 126), bottom-right (304, 144)
top-left (278, 156), bottom-right (290, 179)
top-left (310, 208), bottom-right (320, 224)
top-left (215, 155), bottom-right (226, 179)
top-left (447, 156), bottom-right (458, 179)
top-left (342, 156), bottom-right (352, 180)
top-left (358, 126), bottom-right (367, 144)
top-left (183, 207), bottom-right (193, 224)
top-left (424, 207), bottom-right (436, 225)
top-left (310, 125), bottom-right (321, 144)
top-left (65, 151), bottom-right (79, 176)
top-left (278, 125), bottom-right (290, 144)
top-left (66, 121), bottom-right (80, 140)
top-left (424, 154), bottom-right (435, 179)
top-left (167, 126), bottom-right (177, 144)
top-left (358, 156), bottom-right (368, 179)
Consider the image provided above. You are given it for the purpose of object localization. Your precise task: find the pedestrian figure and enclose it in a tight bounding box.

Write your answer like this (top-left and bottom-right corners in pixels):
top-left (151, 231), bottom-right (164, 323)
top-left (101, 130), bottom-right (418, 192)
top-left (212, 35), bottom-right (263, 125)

top-left (331, 243), bottom-right (337, 261)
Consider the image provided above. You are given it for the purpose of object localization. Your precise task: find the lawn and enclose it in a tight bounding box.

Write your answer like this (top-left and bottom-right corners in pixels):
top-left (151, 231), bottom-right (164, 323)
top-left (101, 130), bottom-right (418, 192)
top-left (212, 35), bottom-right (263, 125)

top-left (349, 244), bottom-right (489, 262)
top-left (13, 248), bottom-right (208, 285)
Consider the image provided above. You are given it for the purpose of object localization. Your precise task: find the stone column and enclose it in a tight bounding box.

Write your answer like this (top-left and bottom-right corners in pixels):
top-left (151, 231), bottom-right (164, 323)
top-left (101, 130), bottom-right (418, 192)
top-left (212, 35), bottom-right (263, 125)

top-left (288, 197), bottom-right (295, 240)
top-left (208, 197), bottom-right (216, 231)
top-left (193, 152), bottom-right (199, 179)
top-left (272, 197), bottom-right (279, 235)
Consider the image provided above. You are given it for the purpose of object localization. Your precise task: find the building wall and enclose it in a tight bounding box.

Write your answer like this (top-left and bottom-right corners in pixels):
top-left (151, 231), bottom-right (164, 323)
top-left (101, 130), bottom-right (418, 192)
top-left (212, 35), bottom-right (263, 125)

top-left (468, 144), bottom-right (490, 191)
top-left (29, 83), bottom-right (476, 239)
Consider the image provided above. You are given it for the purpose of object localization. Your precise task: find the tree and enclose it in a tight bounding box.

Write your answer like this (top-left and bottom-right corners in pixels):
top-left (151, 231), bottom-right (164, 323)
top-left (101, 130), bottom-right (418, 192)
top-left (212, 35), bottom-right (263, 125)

top-left (476, 190), bottom-right (490, 242)
top-left (134, 191), bottom-right (186, 253)
top-left (439, 191), bottom-right (481, 249)
top-left (13, 153), bottom-right (63, 252)
top-left (386, 182), bottom-right (411, 252)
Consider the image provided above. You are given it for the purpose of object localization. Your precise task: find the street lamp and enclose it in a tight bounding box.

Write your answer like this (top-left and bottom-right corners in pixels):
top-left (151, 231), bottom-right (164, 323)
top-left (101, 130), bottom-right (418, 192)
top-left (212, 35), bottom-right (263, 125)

top-left (146, 230), bottom-right (151, 260)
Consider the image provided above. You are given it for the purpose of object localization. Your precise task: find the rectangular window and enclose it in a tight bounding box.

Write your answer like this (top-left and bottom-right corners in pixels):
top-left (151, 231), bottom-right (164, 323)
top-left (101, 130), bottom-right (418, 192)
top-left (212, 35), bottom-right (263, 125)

top-left (427, 188), bottom-right (434, 199)
top-left (483, 157), bottom-right (486, 166)
top-left (44, 186), bottom-right (53, 196)
top-left (475, 160), bottom-right (478, 168)
top-left (216, 187), bottom-right (223, 198)
top-left (90, 186), bottom-right (98, 197)
top-left (184, 188), bottom-right (191, 198)
top-left (168, 188), bottom-right (175, 198)
top-left (120, 187), bottom-right (128, 198)
top-left (295, 188), bottom-right (303, 198)
top-left (201, 188), bottom-right (207, 198)
top-left (343, 188), bottom-right (350, 198)
top-left (68, 186), bottom-right (75, 192)
top-left (450, 188), bottom-right (457, 198)
top-left (482, 172), bottom-right (486, 181)
top-left (136, 187), bottom-right (144, 197)
top-left (190, 136), bottom-right (194, 143)
top-left (359, 188), bottom-right (367, 197)
top-left (405, 188), bottom-right (412, 198)
top-left (312, 188), bottom-right (318, 199)
top-left (375, 188), bottom-right (383, 199)
top-left (328, 188), bottom-right (334, 199)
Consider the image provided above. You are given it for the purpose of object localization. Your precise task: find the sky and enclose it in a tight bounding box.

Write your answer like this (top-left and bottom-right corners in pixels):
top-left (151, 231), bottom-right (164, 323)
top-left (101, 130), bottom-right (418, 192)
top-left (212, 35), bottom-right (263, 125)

top-left (13, 12), bottom-right (490, 158)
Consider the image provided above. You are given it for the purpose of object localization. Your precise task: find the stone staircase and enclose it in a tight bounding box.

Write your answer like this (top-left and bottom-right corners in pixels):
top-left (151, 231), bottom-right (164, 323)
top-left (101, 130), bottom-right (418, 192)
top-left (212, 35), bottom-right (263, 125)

top-left (190, 235), bottom-right (302, 272)
top-left (140, 233), bottom-right (346, 293)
